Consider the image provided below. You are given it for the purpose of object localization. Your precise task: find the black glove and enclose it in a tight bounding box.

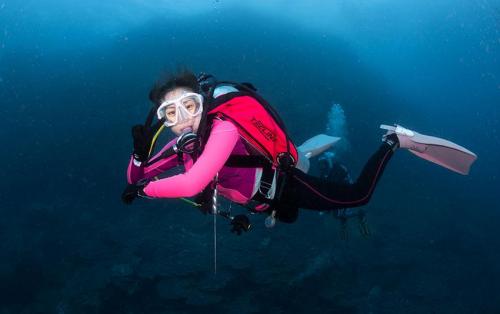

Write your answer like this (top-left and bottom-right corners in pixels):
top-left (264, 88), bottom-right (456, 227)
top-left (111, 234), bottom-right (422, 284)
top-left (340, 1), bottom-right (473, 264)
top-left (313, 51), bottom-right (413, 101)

top-left (195, 187), bottom-right (216, 215)
top-left (131, 124), bottom-right (153, 162)
top-left (121, 183), bottom-right (144, 205)
top-left (230, 215), bottom-right (251, 235)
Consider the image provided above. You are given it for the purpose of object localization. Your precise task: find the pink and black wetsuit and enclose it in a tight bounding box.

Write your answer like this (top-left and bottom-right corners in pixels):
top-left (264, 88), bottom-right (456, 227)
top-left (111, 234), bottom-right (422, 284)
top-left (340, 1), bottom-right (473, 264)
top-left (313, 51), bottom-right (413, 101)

top-left (127, 119), bottom-right (396, 223)
top-left (128, 119), bottom-right (260, 205)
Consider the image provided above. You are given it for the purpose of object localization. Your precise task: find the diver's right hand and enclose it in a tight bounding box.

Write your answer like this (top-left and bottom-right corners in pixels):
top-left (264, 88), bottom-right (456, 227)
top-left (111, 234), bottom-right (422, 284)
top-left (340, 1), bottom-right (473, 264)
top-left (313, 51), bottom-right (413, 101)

top-left (131, 125), bottom-right (153, 162)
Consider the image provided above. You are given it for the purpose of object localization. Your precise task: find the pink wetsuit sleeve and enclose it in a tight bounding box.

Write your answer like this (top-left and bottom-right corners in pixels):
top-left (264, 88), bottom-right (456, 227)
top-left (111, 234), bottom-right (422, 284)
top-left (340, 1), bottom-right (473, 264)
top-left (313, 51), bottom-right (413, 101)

top-left (127, 138), bottom-right (179, 184)
top-left (143, 120), bottom-right (239, 198)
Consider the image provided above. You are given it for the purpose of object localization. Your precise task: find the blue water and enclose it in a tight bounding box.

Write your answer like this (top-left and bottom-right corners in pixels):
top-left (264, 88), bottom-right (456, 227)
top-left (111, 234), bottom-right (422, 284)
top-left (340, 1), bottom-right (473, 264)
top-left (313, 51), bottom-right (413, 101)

top-left (1, 1), bottom-right (499, 313)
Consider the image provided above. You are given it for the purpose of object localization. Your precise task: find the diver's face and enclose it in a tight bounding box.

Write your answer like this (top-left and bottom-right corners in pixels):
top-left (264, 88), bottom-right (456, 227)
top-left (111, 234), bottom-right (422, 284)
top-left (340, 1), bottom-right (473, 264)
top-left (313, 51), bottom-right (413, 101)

top-left (162, 87), bottom-right (202, 136)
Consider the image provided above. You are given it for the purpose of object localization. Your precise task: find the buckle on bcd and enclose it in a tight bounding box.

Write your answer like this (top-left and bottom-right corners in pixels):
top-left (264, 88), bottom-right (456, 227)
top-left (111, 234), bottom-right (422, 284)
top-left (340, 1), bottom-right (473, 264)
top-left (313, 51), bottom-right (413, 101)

top-left (276, 152), bottom-right (295, 171)
top-left (258, 167), bottom-right (277, 200)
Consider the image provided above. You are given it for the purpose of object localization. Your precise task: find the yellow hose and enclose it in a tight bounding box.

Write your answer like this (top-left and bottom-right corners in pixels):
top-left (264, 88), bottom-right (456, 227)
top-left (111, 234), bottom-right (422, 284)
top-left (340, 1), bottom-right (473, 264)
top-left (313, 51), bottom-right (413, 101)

top-left (180, 198), bottom-right (202, 207)
top-left (148, 124), bottom-right (165, 157)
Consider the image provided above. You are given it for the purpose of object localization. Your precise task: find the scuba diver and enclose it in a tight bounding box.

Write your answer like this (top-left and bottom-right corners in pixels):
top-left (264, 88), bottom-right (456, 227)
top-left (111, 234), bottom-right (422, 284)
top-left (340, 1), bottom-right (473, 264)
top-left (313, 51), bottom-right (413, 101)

top-left (122, 70), bottom-right (477, 235)
top-left (318, 152), bottom-right (371, 240)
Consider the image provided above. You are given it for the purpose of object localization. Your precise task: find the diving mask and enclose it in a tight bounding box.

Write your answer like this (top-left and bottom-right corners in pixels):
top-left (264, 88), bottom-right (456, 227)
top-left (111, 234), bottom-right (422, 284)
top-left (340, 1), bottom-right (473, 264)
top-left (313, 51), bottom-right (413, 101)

top-left (156, 92), bottom-right (204, 127)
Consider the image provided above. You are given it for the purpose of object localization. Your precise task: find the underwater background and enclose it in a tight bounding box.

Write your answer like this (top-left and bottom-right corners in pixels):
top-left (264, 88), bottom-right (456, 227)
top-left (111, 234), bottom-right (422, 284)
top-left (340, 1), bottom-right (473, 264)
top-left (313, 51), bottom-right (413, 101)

top-left (1, 0), bottom-right (499, 313)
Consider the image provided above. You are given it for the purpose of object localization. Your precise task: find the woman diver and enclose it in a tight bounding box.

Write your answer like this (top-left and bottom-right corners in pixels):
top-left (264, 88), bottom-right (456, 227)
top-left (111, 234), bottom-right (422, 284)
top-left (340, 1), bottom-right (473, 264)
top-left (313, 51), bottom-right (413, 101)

top-left (122, 70), bottom-right (477, 234)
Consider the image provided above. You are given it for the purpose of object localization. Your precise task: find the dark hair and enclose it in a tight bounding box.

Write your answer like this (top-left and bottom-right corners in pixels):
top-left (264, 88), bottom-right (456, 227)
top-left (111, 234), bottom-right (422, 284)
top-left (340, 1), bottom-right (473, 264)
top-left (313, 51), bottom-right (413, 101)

top-left (148, 69), bottom-right (201, 105)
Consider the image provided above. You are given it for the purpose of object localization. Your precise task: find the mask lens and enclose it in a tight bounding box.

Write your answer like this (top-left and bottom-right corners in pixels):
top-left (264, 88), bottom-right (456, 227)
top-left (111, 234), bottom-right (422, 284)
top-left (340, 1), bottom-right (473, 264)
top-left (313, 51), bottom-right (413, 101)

top-left (164, 104), bottom-right (177, 123)
top-left (157, 103), bottom-right (177, 126)
top-left (181, 95), bottom-right (202, 115)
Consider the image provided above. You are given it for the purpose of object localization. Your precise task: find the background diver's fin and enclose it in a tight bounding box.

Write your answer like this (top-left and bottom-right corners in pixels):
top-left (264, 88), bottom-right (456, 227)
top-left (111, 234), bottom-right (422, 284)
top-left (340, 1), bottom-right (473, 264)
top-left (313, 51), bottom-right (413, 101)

top-left (298, 134), bottom-right (341, 158)
top-left (296, 134), bottom-right (341, 173)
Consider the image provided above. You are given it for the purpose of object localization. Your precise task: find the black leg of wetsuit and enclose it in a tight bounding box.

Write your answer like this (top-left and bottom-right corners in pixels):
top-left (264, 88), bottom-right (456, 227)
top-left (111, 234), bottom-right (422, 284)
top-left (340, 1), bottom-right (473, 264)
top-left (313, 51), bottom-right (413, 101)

top-left (279, 142), bottom-right (395, 211)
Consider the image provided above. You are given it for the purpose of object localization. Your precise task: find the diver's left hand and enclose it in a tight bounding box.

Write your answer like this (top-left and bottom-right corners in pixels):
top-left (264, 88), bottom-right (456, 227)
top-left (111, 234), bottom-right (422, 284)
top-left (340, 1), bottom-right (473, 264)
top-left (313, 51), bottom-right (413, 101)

top-left (131, 125), bottom-right (153, 162)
